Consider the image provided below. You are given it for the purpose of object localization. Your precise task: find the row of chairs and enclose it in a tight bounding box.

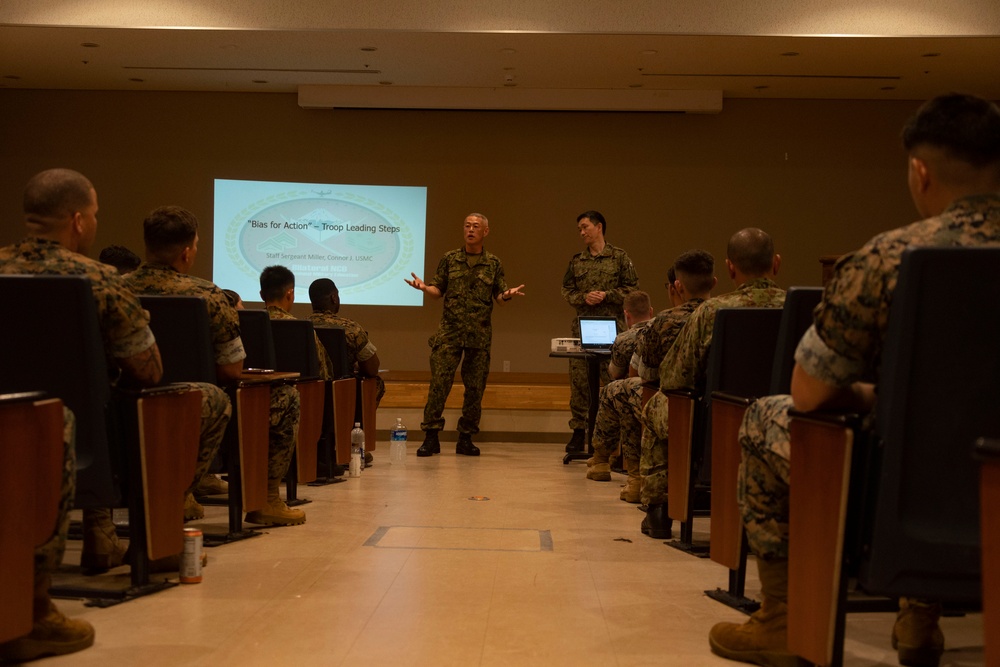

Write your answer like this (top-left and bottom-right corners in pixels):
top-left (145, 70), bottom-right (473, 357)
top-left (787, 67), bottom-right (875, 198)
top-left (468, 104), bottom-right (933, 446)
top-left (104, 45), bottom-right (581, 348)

top-left (0, 277), bottom-right (377, 641)
top-left (654, 248), bottom-right (999, 666)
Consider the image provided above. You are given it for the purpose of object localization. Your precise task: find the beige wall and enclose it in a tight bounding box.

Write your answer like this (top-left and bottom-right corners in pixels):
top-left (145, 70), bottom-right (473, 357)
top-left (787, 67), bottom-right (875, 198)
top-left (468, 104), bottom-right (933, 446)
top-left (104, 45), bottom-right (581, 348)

top-left (0, 90), bottom-right (920, 375)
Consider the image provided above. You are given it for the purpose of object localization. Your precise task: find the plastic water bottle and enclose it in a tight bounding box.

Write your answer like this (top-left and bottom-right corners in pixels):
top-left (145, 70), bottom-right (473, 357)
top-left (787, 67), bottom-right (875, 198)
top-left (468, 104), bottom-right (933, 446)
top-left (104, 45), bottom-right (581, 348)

top-left (350, 422), bottom-right (364, 478)
top-left (390, 418), bottom-right (407, 466)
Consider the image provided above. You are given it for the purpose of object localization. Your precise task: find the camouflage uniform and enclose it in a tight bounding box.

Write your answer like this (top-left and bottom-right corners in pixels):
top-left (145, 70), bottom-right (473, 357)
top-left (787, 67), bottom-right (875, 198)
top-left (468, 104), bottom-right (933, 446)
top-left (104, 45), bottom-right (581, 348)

top-left (421, 248), bottom-right (507, 435)
top-left (641, 278), bottom-right (786, 505)
top-left (561, 244), bottom-right (638, 429)
top-left (740, 194), bottom-right (1000, 559)
top-left (591, 321), bottom-right (649, 461)
top-left (0, 238), bottom-right (157, 576)
top-left (310, 309), bottom-right (385, 405)
top-left (632, 300), bottom-right (705, 391)
top-left (267, 305), bottom-right (334, 381)
top-left (127, 264), bottom-right (296, 482)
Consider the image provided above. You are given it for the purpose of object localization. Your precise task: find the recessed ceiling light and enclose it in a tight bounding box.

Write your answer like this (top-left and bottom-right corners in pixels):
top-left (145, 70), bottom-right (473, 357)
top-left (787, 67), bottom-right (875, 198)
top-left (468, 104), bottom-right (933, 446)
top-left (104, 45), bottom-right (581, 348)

top-left (780, 51), bottom-right (799, 57)
top-left (922, 52), bottom-right (940, 57)
top-left (81, 42), bottom-right (99, 48)
top-left (361, 46), bottom-right (377, 52)
top-left (640, 50), bottom-right (657, 56)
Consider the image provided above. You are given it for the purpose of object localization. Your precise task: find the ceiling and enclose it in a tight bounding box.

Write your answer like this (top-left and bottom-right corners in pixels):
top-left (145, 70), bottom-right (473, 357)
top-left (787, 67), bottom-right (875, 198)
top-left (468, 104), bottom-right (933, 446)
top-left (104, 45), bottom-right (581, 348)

top-left (3, 6), bottom-right (1000, 110)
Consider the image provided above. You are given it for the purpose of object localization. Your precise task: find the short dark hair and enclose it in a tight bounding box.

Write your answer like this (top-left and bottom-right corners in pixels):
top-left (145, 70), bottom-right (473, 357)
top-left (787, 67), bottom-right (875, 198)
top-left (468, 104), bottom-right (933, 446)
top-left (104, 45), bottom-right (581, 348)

top-left (308, 278), bottom-right (339, 310)
top-left (23, 168), bottom-right (93, 221)
top-left (674, 249), bottom-right (715, 294)
top-left (666, 266), bottom-right (677, 287)
top-left (902, 93), bottom-right (1000, 169)
top-left (260, 265), bottom-right (295, 302)
top-left (98, 245), bottom-right (141, 274)
top-left (576, 210), bottom-right (607, 235)
top-left (624, 290), bottom-right (651, 318)
top-left (143, 206), bottom-right (198, 261)
top-left (726, 228), bottom-right (775, 276)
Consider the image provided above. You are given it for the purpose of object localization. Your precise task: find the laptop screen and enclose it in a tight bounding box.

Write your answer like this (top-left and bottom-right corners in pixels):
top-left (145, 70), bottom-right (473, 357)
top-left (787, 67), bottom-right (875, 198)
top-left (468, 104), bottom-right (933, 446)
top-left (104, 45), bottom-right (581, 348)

top-left (578, 316), bottom-right (618, 349)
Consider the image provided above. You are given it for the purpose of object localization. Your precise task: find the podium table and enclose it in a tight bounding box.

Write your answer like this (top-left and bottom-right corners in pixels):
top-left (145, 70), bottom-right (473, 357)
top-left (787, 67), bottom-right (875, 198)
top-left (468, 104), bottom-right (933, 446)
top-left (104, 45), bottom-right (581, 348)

top-left (550, 349), bottom-right (611, 464)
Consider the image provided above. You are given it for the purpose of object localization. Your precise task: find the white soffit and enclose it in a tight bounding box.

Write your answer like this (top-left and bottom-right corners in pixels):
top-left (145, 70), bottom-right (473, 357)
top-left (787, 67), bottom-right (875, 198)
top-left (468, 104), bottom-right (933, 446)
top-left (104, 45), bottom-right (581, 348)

top-left (298, 86), bottom-right (724, 113)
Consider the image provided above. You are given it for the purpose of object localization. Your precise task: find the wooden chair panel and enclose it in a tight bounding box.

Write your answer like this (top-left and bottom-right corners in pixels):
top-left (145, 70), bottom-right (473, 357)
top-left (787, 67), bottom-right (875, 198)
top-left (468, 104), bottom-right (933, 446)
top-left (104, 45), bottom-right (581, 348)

top-left (331, 378), bottom-right (357, 465)
top-left (787, 417), bottom-right (855, 667)
top-left (0, 397), bottom-right (63, 643)
top-left (666, 393), bottom-right (695, 522)
top-left (137, 390), bottom-right (201, 561)
top-left (709, 397), bottom-right (749, 570)
top-left (979, 442), bottom-right (1000, 667)
top-left (236, 385), bottom-right (271, 511)
top-left (294, 380), bottom-right (324, 483)
top-left (360, 377), bottom-right (378, 452)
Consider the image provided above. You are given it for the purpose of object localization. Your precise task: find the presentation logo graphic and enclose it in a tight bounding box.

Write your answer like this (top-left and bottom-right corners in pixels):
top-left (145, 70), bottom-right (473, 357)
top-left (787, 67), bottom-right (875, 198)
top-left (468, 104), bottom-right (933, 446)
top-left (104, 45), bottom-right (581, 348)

top-left (224, 189), bottom-right (414, 293)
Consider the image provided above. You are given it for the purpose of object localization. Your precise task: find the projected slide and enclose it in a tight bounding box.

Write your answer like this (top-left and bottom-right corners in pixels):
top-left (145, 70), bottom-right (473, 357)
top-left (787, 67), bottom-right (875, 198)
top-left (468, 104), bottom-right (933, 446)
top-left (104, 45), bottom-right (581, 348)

top-left (213, 179), bottom-right (427, 306)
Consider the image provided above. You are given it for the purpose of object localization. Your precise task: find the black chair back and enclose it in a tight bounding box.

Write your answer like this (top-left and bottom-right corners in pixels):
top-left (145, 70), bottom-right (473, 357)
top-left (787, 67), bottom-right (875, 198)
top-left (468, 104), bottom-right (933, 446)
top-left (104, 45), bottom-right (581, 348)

top-left (314, 327), bottom-right (353, 379)
top-left (270, 319), bottom-right (320, 377)
top-left (0, 275), bottom-right (117, 507)
top-left (769, 287), bottom-right (824, 395)
top-left (139, 295), bottom-right (216, 384)
top-left (238, 310), bottom-right (276, 370)
top-left (861, 247), bottom-right (1000, 604)
top-left (696, 308), bottom-right (783, 484)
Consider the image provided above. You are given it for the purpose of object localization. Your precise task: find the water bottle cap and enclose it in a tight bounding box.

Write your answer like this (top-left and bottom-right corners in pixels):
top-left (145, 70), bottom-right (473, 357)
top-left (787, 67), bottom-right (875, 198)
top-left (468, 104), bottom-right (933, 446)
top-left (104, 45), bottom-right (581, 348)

top-left (396, 417), bottom-right (402, 425)
top-left (354, 422), bottom-right (361, 427)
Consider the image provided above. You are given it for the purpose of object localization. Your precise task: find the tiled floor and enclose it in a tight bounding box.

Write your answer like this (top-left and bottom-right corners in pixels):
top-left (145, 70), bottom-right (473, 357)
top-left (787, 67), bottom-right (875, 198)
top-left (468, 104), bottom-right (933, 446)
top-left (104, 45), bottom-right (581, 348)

top-left (51, 442), bottom-right (983, 666)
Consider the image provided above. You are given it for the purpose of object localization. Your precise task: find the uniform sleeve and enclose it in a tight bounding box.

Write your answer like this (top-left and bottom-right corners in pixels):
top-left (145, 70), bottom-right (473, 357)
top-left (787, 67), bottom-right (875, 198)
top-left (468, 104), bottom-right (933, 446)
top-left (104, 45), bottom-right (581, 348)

top-left (609, 331), bottom-right (632, 374)
top-left (207, 291), bottom-right (246, 365)
top-left (314, 332), bottom-right (334, 380)
top-left (97, 277), bottom-right (157, 359)
top-left (794, 247), bottom-right (886, 386)
top-left (560, 256), bottom-right (587, 308)
top-left (492, 258), bottom-right (508, 300)
top-left (659, 304), bottom-right (714, 391)
top-left (427, 254), bottom-right (450, 292)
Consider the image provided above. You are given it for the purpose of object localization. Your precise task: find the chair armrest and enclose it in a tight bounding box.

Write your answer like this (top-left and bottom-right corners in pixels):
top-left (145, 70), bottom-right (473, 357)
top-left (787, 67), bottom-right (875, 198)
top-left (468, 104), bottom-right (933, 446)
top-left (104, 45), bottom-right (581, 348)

top-left (662, 388), bottom-right (697, 400)
top-left (710, 391), bottom-right (754, 408)
top-left (974, 437), bottom-right (1000, 462)
top-left (0, 391), bottom-right (48, 404)
top-left (788, 408), bottom-right (862, 429)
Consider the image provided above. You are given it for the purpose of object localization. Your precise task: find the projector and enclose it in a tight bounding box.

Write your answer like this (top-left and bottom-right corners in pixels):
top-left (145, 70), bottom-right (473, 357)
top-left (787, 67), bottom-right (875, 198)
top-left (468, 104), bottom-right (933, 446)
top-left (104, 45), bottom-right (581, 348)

top-left (551, 337), bottom-right (582, 353)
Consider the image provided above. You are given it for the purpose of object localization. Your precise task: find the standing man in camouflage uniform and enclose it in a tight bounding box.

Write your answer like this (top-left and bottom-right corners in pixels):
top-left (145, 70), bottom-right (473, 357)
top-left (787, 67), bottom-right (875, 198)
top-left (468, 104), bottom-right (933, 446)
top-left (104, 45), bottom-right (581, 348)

top-left (561, 210), bottom-right (638, 453)
top-left (0, 168), bottom-right (164, 662)
top-left (405, 213), bottom-right (525, 456)
top-left (641, 229), bottom-right (784, 539)
top-left (308, 278), bottom-right (385, 406)
top-left (584, 291), bottom-right (652, 499)
top-left (127, 206), bottom-right (305, 526)
top-left (709, 94), bottom-right (1000, 667)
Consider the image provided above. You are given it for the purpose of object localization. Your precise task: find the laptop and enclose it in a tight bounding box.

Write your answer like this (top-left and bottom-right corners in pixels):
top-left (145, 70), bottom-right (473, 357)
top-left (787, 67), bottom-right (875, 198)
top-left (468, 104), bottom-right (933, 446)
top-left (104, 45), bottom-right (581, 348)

top-left (577, 316), bottom-right (619, 352)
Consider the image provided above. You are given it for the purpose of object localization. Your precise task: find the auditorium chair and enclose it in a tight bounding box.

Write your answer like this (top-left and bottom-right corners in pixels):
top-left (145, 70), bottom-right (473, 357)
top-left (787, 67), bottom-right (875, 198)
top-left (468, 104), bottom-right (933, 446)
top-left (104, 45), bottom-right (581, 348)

top-left (0, 276), bottom-right (201, 603)
top-left (707, 287), bottom-right (822, 612)
top-left (785, 247), bottom-right (999, 666)
top-left (664, 307), bottom-right (783, 555)
top-left (974, 437), bottom-right (1000, 667)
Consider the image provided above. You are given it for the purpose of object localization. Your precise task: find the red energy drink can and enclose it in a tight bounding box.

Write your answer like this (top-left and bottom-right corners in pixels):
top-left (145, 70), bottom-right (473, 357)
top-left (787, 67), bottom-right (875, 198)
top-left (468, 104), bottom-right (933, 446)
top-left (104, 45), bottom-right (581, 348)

top-left (180, 527), bottom-right (203, 584)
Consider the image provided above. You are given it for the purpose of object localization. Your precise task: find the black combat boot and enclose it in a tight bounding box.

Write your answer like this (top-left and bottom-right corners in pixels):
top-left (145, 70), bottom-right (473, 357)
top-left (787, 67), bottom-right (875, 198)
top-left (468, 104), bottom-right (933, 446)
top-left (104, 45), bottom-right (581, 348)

top-left (640, 503), bottom-right (673, 539)
top-left (455, 433), bottom-right (480, 456)
top-left (416, 431), bottom-right (440, 457)
top-left (565, 429), bottom-right (586, 453)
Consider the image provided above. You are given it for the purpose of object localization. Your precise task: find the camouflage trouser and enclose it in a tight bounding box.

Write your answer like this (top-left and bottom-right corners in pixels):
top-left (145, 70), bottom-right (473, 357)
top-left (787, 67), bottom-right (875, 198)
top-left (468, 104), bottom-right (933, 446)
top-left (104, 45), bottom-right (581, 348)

top-left (176, 382), bottom-right (232, 493)
top-left (374, 375), bottom-right (386, 407)
top-left (269, 384), bottom-right (300, 480)
top-left (737, 395), bottom-right (794, 560)
top-left (36, 407), bottom-right (76, 576)
top-left (592, 377), bottom-right (643, 464)
top-left (568, 356), bottom-right (611, 430)
top-left (422, 343), bottom-right (489, 435)
top-left (639, 391), bottom-right (670, 505)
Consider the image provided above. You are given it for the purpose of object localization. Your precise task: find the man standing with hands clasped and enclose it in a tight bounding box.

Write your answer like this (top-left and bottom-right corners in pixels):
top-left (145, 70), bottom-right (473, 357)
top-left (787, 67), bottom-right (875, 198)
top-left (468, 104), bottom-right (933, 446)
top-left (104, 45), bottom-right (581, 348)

top-left (405, 212), bottom-right (525, 457)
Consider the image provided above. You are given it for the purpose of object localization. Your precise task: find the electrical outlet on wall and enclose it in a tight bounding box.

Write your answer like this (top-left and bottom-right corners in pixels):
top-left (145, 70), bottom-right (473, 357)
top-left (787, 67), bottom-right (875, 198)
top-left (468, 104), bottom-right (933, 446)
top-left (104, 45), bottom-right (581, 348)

top-left (503, 360), bottom-right (511, 372)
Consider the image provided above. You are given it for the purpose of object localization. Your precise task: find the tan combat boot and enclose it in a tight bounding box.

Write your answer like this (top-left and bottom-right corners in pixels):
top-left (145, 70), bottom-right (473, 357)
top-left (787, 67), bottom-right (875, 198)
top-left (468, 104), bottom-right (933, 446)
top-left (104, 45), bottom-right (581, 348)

top-left (0, 572), bottom-right (95, 662)
top-left (193, 473), bottom-right (229, 497)
top-left (184, 492), bottom-right (205, 521)
top-left (586, 448), bottom-right (611, 482)
top-left (80, 508), bottom-right (126, 573)
top-left (708, 558), bottom-right (806, 667)
top-left (891, 597), bottom-right (944, 667)
top-left (245, 478), bottom-right (306, 526)
top-left (619, 455), bottom-right (641, 503)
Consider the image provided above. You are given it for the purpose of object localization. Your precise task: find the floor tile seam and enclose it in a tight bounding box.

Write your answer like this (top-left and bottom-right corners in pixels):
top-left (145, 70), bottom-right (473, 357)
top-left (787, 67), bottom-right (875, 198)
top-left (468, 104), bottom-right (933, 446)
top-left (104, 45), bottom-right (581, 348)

top-left (586, 553), bottom-right (624, 667)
